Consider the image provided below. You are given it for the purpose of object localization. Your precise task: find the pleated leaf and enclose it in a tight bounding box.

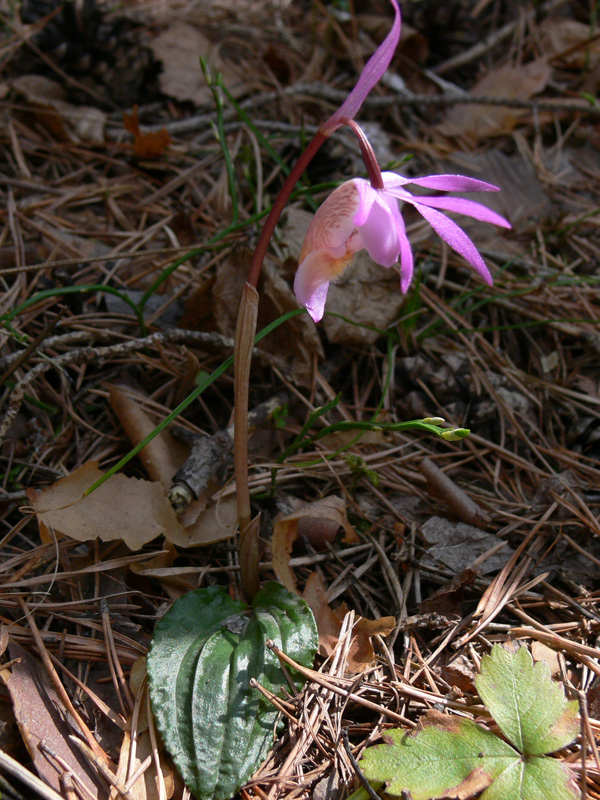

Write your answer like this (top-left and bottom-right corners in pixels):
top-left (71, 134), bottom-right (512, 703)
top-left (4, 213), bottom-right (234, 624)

top-left (147, 582), bottom-right (317, 800)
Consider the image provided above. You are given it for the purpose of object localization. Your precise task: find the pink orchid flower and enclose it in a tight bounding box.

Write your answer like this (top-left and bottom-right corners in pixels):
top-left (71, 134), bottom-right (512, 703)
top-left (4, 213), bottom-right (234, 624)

top-left (294, 172), bottom-right (511, 323)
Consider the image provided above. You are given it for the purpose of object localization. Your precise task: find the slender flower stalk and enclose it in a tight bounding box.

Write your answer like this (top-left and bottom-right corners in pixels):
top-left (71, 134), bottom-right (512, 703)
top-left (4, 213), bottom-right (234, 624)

top-left (246, 0), bottom-right (401, 290)
top-left (233, 0), bottom-right (401, 600)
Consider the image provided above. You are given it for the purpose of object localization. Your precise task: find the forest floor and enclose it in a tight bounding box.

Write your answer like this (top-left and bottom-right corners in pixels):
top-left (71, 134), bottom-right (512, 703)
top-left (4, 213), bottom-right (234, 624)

top-left (1, 0), bottom-right (600, 798)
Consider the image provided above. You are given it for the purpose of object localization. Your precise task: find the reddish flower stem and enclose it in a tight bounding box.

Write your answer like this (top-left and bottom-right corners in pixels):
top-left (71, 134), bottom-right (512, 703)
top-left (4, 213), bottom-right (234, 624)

top-left (246, 130), bottom-right (328, 288)
top-left (339, 117), bottom-right (384, 190)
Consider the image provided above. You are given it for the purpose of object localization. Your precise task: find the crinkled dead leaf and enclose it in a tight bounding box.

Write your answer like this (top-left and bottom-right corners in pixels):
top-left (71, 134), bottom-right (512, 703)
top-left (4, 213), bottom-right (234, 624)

top-left (27, 462), bottom-right (236, 550)
top-left (420, 516), bottom-right (512, 575)
top-left (439, 653), bottom-right (478, 695)
top-left (439, 60), bottom-right (551, 143)
top-left (531, 642), bottom-right (561, 677)
top-left (123, 105), bottom-right (171, 159)
top-left (12, 74), bottom-right (106, 143)
top-left (272, 496), bottom-right (358, 593)
top-left (1, 643), bottom-right (101, 797)
top-left (302, 573), bottom-right (395, 672)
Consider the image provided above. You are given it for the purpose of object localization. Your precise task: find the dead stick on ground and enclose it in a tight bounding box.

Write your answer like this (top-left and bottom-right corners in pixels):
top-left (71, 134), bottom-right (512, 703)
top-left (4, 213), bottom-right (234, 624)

top-left (418, 456), bottom-right (490, 529)
top-left (0, 330), bottom-right (286, 446)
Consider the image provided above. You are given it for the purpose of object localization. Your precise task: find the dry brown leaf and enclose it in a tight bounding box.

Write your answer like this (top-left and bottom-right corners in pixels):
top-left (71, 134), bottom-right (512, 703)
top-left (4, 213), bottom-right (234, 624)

top-left (182, 493), bottom-right (238, 546)
top-left (539, 17), bottom-right (600, 69)
top-left (111, 658), bottom-right (174, 800)
top-left (112, 724), bottom-right (174, 800)
top-left (108, 385), bottom-right (188, 492)
top-left (150, 23), bottom-right (243, 106)
top-left (272, 496), bottom-right (358, 593)
top-left (439, 654), bottom-right (477, 694)
top-left (439, 59), bottom-right (551, 143)
top-left (419, 517), bottom-right (512, 575)
top-left (27, 462), bottom-right (236, 550)
top-left (11, 74), bottom-right (106, 143)
top-left (302, 573), bottom-right (395, 671)
top-left (123, 105), bottom-right (172, 159)
top-left (531, 641), bottom-right (560, 676)
top-left (1, 643), bottom-right (101, 797)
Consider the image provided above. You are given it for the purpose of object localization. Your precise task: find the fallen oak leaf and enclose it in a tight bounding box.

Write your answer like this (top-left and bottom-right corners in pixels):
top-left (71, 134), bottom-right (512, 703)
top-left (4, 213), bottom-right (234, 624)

top-left (27, 461), bottom-right (236, 550)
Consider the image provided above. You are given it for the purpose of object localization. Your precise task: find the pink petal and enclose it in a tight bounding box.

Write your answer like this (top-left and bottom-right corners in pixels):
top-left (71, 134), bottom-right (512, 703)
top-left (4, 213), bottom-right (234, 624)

top-left (294, 249), bottom-right (341, 322)
top-left (396, 215), bottom-right (414, 292)
top-left (353, 179), bottom-right (378, 226)
top-left (414, 196), bottom-right (511, 228)
top-left (415, 204), bottom-right (494, 285)
top-left (324, 0), bottom-right (401, 131)
top-left (384, 172), bottom-right (501, 193)
top-left (359, 194), bottom-right (402, 267)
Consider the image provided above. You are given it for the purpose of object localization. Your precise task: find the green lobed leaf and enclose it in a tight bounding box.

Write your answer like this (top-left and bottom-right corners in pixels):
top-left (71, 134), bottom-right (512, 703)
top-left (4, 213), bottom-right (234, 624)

top-left (147, 582), bottom-right (318, 800)
top-left (475, 645), bottom-right (579, 755)
top-left (361, 711), bottom-right (518, 800)
top-left (481, 755), bottom-right (580, 800)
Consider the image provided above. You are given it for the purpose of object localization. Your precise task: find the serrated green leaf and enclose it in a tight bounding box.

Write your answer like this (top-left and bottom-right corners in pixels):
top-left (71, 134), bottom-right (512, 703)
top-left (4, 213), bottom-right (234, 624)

top-left (481, 755), bottom-right (580, 800)
top-left (476, 645), bottom-right (579, 755)
top-left (361, 711), bottom-right (518, 800)
top-left (147, 582), bottom-right (317, 800)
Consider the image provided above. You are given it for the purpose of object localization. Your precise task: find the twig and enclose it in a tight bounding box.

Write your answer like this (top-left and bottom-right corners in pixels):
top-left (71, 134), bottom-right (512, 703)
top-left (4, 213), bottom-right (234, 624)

top-left (0, 329), bottom-right (288, 447)
top-left (341, 729), bottom-right (381, 800)
top-left (0, 748), bottom-right (65, 800)
top-left (433, 0), bottom-right (570, 74)
top-left (146, 83), bottom-right (600, 138)
top-left (418, 456), bottom-right (491, 529)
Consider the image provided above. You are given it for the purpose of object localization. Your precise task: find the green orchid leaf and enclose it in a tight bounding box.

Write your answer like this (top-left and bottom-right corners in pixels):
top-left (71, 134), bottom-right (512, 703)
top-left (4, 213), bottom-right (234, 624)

top-left (361, 710), bottom-right (517, 800)
top-left (147, 582), bottom-right (318, 800)
top-left (475, 645), bottom-right (579, 755)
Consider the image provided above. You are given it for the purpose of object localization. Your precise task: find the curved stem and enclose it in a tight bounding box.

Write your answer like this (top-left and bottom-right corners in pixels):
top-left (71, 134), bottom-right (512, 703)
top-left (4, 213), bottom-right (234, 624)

top-left (246, 130), bottom-right (327, 287)
top-left (339, 118), bottom-right (384, 190)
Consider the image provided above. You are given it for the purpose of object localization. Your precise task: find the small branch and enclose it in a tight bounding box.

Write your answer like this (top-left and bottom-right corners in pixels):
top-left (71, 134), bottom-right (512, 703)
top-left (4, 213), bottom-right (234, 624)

top-left (418, 456), bottom-right (491, 529)
top-left (0, 329), bottom-right (287, 448)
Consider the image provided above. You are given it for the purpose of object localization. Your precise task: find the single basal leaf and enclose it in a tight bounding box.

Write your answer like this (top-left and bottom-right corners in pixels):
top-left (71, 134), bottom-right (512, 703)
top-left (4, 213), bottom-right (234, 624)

top-left (147, 582), bottom-right (317, 800)
top-left (475, 645), bottom-right (579, 755)
top-left (361, 710), bottom-right (518, 800)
